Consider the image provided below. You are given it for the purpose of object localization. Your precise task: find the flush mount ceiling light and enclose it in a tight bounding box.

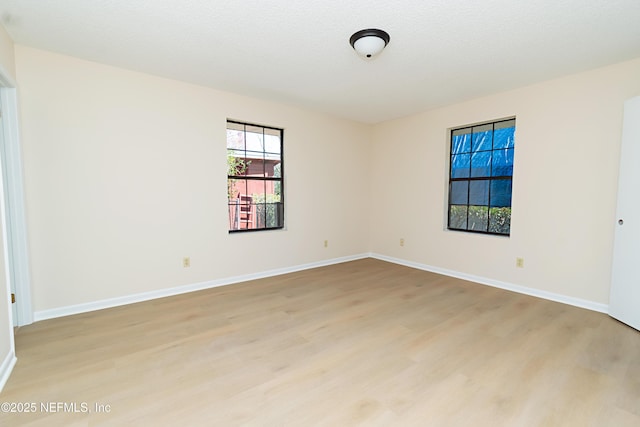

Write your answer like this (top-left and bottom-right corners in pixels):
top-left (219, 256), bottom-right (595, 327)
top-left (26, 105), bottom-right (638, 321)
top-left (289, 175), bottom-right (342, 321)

top-left (349, 28), bottom-right (390, 59)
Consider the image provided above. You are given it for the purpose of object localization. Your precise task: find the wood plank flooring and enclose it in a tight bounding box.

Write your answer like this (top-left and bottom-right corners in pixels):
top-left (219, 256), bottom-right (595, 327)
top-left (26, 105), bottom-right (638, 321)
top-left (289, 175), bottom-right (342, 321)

top-left (1, 258), bottom-right (639, 426)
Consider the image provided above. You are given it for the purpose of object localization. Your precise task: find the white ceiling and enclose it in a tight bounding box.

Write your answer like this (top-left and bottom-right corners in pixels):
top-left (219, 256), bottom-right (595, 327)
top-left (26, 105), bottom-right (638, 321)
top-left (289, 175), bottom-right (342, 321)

top-left (1, 0), bottom-right (640, 124)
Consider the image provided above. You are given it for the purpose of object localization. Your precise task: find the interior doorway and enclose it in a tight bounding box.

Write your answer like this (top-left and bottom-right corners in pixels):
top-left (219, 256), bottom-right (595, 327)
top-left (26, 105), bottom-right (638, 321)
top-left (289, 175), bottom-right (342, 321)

top-left (0, 68), bottom-right (33, 327)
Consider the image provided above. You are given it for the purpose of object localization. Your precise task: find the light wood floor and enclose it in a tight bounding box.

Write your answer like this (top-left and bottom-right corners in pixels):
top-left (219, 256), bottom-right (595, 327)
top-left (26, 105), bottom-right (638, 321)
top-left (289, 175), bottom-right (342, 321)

top-left (1, 258), bottom-right (639, 426)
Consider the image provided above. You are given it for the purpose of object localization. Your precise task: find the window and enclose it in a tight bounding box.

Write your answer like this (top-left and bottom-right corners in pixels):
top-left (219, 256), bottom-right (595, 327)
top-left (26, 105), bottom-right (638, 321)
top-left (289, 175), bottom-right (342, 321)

top-left (227, 120), bottom-right (284, 232)
top-left (448, 118), bottom-right (515, 236)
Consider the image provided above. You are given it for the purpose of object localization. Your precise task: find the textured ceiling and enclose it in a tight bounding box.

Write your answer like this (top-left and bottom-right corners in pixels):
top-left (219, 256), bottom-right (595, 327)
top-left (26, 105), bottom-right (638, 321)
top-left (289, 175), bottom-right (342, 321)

top-left (1, 0), bottom-right (640, 123)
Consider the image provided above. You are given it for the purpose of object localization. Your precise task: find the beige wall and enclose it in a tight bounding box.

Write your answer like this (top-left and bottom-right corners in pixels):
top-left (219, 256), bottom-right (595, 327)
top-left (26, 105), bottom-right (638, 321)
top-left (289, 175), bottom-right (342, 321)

top-left (0, 24), bottom-right (15, 385)
top-left (12, 42), bottom-right (640, 315)
top-left (15, 46), bottom-right (371, 312)
top-left (371, 58), bottom-right (640, 304)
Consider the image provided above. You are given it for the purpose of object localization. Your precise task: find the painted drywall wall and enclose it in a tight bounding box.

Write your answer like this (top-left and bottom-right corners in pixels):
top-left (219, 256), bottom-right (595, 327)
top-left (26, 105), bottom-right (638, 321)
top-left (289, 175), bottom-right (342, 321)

top-left (15, 45), bottom-right (371, 313)
top-left (371, 57), bottom-right (640, 304)
top-left (11, 42), bottom-right (640, 316)
top-left (0, 24), bottom-right (15, 389)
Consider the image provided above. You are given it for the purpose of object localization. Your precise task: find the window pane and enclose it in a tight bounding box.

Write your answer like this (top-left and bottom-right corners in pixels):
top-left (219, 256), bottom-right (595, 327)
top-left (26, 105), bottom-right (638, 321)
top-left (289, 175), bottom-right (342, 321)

top-left (244, 153), bottom-right (266, 177)
top-left (491, 148), bottom-right (514, 177)
top-left (251, 182), bottom-right (282, 229)
top-left (449, 205), bottom-right (468, 230)
top-left (469, 180), bottom-right (489, 205)
top-left (245, 124), bottom-right (263, 134)
top-left (472, 124), bottom-right (493, 151)
top-left (450, 181), bottom-right (469, 205)
top-left (256, 202), bottom-right (283, 228)
top-left (228, 178), bottom-right (249, 201)
top-left (274, 180), bottom-right (282, 198)
top-left (495, 119), bottom-right (515, 130)
top-left (227, 153), bottom-right (251, 177)
top-left (252, 181), bottom-right (281, 201)
top-left (489, 207), bottom-right (511, 234)
top-left (251, 184), bottom-right (266, 204)
top-left (227, 121), bottom-right (245, 132)
top-left (261, 160), bottom-right (279, 178)
top-left (489, 208), bottom-right (511, 234)
top-left (471, 151), bottom-right (492, 177)
top-left (228, 191), bottom-right (254, 230)
top-left (451, 131), bottom-right (471, 154)
top-left (264, 133), bottom-right (281, 154)
top-left (226, 129), bottom-right (245, 150)
top-left (490, 179), bottom-right (512, 207)
top-left (451, 154), bottom-right (470, 178)
top-left (272, 161), bottom-right (282, 178)
top-left (245, 128), bottom-right (264, 153)
top-left (494, 120), bottom-right (515, 149)
top-left (468, 206), bottom-right (489, 231)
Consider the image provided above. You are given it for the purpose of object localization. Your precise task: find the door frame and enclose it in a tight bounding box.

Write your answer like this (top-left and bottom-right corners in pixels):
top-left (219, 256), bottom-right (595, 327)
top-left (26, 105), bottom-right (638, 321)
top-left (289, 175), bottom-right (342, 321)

top-left (609, 96), bottom-right (640, 331)
top-left (0, 64), bottom-right (33, 326)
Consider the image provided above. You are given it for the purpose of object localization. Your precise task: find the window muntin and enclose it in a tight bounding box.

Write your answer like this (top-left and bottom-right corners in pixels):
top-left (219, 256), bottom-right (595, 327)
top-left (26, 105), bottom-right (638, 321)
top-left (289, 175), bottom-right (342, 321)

top-left (227, 120), bottom-right (284, 232)
top-left (448, 118), bottom-right (515, 236)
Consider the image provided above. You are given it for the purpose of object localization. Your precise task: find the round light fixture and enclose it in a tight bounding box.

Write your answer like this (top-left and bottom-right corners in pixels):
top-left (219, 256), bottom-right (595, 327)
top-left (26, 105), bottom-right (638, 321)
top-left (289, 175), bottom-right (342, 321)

top-left (349, 28), bottom-right (390, 59)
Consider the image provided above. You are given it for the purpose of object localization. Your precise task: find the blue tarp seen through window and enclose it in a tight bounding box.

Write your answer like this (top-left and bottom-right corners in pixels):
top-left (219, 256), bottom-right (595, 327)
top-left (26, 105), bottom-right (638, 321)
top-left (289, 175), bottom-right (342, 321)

top-left (450, 120), bottom-right (514, 208)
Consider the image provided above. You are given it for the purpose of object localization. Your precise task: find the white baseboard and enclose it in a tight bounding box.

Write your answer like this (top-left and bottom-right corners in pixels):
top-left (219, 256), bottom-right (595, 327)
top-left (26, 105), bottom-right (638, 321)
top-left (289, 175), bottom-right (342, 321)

top-left (32, 251), bottom-right (608, 322)
top-left (0, 350), bottom-right (17, 393)
top-left (33, 253), bottom-right (370, 322)
top-left (370, 253), bottom-right (609, 313)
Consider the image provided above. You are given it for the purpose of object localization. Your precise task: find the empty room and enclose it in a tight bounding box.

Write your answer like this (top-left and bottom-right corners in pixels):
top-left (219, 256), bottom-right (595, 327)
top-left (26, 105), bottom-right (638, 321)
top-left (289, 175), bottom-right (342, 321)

top-left (0, 1), bottom-right (639, 425)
